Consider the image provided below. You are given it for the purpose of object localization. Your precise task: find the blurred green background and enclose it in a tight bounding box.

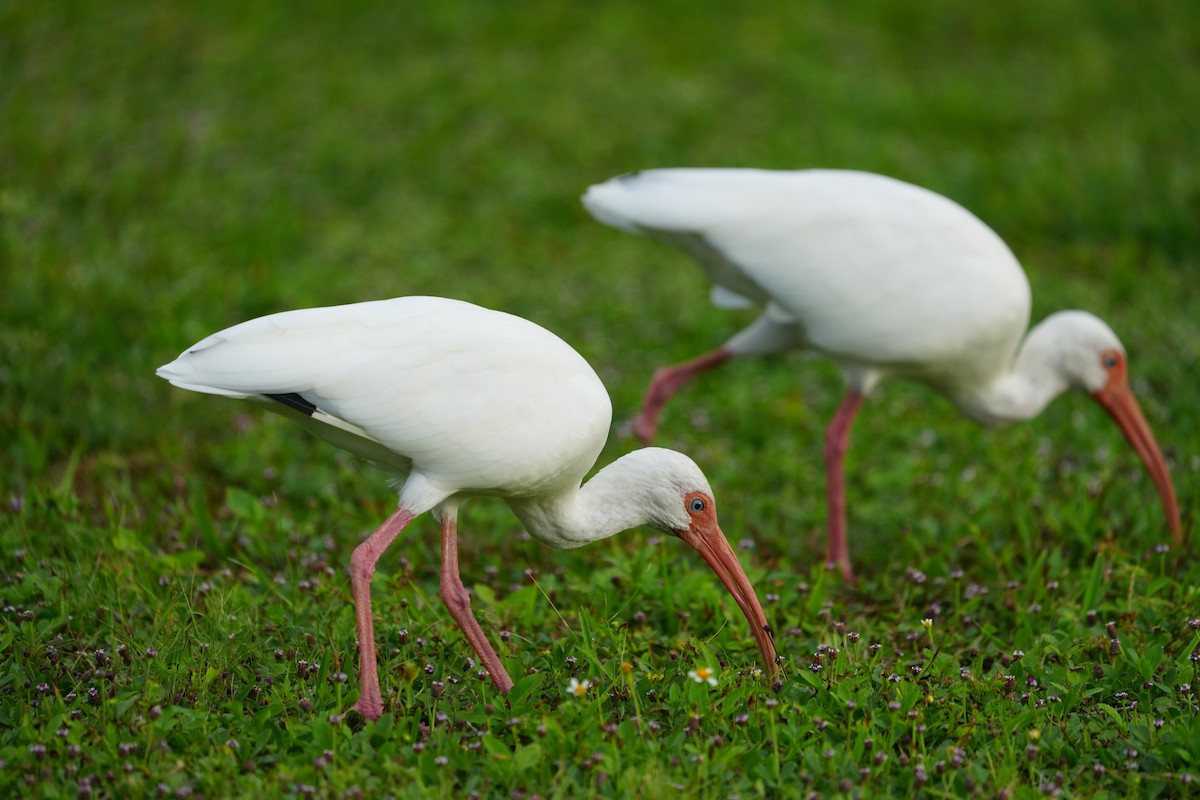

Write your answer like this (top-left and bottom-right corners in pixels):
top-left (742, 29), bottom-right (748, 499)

top-left (6, 0), bottom-right (1197, 559)
top-left (4, 2), bottom-right (1197, 491)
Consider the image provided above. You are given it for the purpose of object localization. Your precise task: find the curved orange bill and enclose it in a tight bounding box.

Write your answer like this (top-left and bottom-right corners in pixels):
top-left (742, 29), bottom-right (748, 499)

top-left (1092, 380), bottom-right (1182, 544)
top-left (678, 521), bottom-right (780, 680)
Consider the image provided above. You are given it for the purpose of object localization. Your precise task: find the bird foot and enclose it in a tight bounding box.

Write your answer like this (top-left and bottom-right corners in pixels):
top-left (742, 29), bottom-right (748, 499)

top-left (347, 696), bottom-right (384, 722)
top-left (825, 560), bottom-right (856, 586)
top-left (632, 411), bottom-right (658, 444)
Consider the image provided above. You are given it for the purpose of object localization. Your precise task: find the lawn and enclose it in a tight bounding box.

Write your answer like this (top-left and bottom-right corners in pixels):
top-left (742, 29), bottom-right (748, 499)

top-left (2, 1), bottom-right (1199, 797)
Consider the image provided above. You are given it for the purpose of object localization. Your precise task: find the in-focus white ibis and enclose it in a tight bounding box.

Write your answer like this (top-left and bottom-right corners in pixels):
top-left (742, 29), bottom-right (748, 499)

top-left (157, 296), bottom-right (778, 720)
top-left (583, 168), bottom-right (1181, 581)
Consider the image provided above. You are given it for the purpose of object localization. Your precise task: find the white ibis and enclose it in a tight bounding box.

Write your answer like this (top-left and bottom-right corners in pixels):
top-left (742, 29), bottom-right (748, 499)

top-left (583, 168), bottom-right (1182, 581)
top-left (157, 295), bottom-right (778, 720)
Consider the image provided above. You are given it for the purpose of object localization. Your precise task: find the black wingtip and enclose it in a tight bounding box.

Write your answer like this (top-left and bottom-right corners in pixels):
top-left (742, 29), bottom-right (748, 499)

top-left (266, 392), bottom-right (317, 416)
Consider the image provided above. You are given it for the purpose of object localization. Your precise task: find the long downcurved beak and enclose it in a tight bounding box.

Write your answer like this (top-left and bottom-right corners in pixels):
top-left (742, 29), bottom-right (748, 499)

top-left (679, 521), bottom-right (780, 680)
top-left (1092, 379), bottom-right (1182, 544)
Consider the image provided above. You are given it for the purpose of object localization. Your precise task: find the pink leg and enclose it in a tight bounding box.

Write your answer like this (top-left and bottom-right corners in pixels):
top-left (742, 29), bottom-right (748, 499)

top-left (633, 347), bottom-right (732, 443)
top-left (348, 507), bottom-right (417, 720)
top-left (824, 390), bottom-right (864, 583)
top-left (438, 514), bottom-right (515, 692)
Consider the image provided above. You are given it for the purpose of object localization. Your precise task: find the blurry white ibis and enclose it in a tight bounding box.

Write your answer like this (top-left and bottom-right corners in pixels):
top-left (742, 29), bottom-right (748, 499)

top-left (157, 296), bottom-right (778, 720)
top-left (583, 168), bottom-right (1181, 581)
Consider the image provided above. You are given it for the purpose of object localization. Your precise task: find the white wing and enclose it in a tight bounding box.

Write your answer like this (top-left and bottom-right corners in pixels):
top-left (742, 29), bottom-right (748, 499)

top-left (584, 169), bottom-right (1032, 379)
top-left (158, 297), bottom-right (612, 497)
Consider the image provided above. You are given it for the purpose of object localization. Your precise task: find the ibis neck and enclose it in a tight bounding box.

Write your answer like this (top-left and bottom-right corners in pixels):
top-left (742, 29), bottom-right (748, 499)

top-left (955, 320), bottom-right (1072, 425)
top-left (506, 451), bottom-right (674, 549)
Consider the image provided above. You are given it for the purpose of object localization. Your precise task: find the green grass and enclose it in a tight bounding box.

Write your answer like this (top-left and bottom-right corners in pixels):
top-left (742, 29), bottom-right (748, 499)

top-left (3, 1), bottom-right (1199, 797)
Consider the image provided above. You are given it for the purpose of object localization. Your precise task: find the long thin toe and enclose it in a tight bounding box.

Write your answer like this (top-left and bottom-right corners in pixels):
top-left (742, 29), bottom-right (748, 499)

top-left (826, 559), bottom-right (856, 586)
top-left (633, 413), bottom-right (658, 443)
top-left (349, 697), bottom-right (384, 721)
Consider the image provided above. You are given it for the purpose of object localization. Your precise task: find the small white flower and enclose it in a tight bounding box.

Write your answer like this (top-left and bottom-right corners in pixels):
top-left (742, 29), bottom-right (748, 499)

top-left (921, 618), bottom-right (933, 630)
top-left (566, 678), bottom-right (591, 698)
top-left (688, 667), bottom-right (718, 686)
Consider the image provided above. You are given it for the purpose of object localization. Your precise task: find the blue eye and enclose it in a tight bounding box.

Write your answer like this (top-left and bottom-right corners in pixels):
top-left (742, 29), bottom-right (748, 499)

top-left (1103, 355), bottom-right (1118, 369)
top-left (689, 498), bottom-right (705, 513)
